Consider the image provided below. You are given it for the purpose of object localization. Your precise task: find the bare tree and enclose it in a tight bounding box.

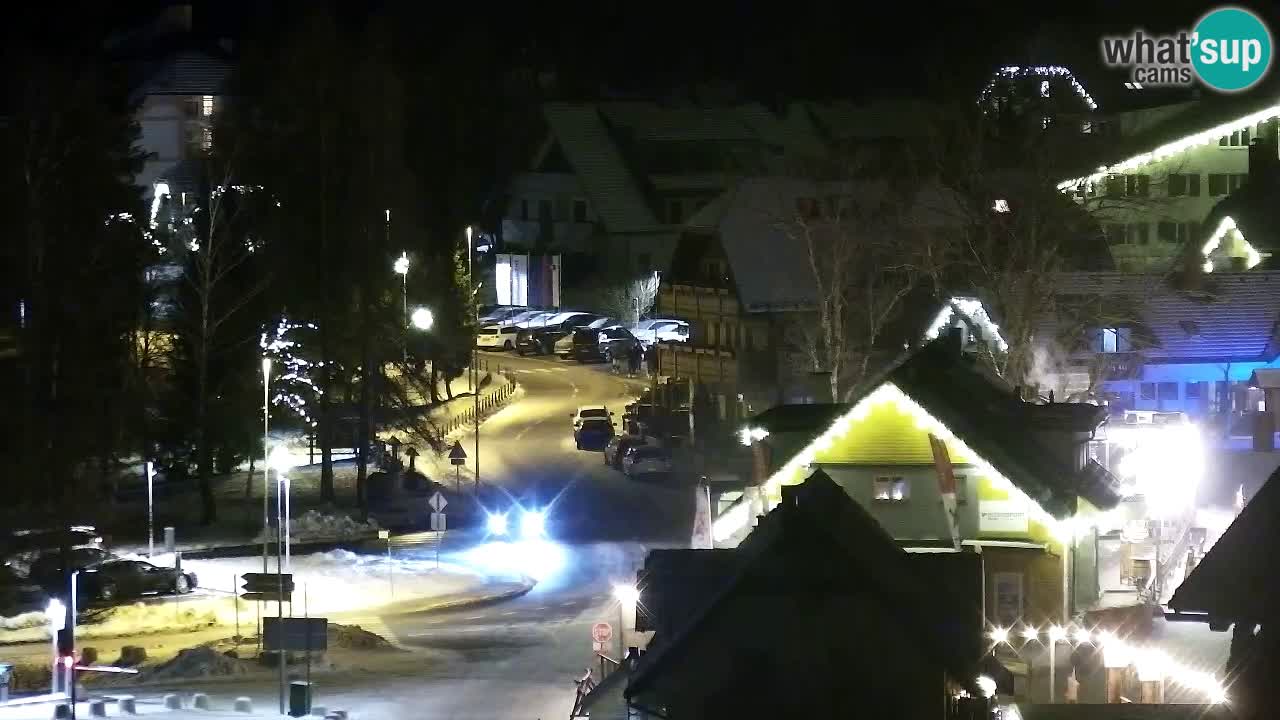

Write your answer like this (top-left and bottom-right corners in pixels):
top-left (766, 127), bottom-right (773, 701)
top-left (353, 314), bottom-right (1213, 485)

top-left (602, 273), bottom-right (660, 326)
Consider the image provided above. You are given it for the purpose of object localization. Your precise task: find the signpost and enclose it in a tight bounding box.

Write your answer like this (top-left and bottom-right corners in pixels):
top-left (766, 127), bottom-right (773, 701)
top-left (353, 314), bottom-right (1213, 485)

top-left (429, 492), bottom-right (447, 569)
top-left (448, 441), bottom-right (467, 493)
top-left (591, 622), bottom-right (613, 655)
top-left (241, 573), bottom-right (294, 603)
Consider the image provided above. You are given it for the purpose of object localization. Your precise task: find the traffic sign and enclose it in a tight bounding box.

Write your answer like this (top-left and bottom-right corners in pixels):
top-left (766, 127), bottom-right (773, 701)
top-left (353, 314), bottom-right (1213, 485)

top-left (448, 441), bottom-right (467, 465)
top-left (429, 491), bottom-right (448, 513)
top-left (430, 512), bottom-right (447, 532)
top-left (591, 622), bottom-right (613, 644)
top-left (241, 573), bottom-right (294, 602)
top-left (264, 617), bottom-right (327, 652)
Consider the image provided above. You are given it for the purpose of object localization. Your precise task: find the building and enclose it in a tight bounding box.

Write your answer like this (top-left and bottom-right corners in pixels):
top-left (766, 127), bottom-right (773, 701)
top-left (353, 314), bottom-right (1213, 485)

top-left (498, 99), bottom-right (931, 284)
top-left (582, 470), bottom-right (992, 720)
top-left (1038, 271), bottom-right (1280, 427)
top-left (1058, 90), bottom-right (1280, 272)
top-left (728, 336), bottom-right (1124, 626)
top-left (1169, 465), bottom-right (1280, 719)
top-left (653, 176), bottom-right (987, 422)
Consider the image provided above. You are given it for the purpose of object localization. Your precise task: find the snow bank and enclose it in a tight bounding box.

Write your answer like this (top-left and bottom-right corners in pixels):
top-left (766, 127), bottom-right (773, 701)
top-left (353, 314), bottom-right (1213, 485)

top-left (0, 610), bottom-right (46, 631)
top-left (252, 509), bottom-right (380, 544)
top-left (140, 646), bottom-right (252, 681)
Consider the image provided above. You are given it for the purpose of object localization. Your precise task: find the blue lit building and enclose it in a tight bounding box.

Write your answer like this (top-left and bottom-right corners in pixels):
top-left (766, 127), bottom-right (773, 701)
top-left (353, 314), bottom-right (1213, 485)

top-left (1041, 271), bottom-right (1280, 429)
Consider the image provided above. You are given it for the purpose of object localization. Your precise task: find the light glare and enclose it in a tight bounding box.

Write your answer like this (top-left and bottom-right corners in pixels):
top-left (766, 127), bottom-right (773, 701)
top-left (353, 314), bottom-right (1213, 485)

top-left (486, 513), bottom-right (508, 537)
top-left (520, 509), bottom-right (546, 539)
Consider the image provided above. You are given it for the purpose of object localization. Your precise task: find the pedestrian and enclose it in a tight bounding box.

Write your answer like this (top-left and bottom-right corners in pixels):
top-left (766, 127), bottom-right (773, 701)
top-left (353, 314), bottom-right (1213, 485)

top-left (628, 344), bottom-right (641, 377)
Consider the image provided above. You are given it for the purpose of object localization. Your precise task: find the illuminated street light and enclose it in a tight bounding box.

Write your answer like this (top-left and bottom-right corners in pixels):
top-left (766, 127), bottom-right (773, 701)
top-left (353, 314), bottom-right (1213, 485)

top-left (613, 583), bottom-right (640, 605)
top-left (486, 513), bottom-right (508, 537)
top-left (520, 509), bottom-right (546, 540)
top-left (393, 252), bottom-right (410, 276)
top-left (1020, 626), bottom-right (1039, 642)
top-left (1073, 627), bottom-right (1092, 644)
top-left (989, 627), bottom-right (1009, 645)
top-left (1048, 625), bottom-right (1067, 643)
top-left (410, 307), bottom-right (434, 331)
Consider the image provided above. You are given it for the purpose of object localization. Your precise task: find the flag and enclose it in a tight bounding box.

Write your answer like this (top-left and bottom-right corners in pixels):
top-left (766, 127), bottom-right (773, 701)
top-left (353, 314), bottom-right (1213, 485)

top-left (929, 434), bottom-right (961, 550)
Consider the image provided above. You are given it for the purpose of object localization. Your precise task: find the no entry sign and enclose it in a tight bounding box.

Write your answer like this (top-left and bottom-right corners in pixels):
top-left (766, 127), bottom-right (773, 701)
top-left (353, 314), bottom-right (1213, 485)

top-left (591, 622), bottom-right (613, 644)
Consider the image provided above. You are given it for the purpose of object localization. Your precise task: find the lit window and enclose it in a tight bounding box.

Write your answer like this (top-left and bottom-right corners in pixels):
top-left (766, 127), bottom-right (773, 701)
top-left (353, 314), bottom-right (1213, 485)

top-left (992, 199), bottom-right (1010, 213)
top-left (874, 476), bottom-right (909, 502)
top-left (201, 95), bottom-right (214, 117)
top-left (1098, 327), bottom-right (1131, 353)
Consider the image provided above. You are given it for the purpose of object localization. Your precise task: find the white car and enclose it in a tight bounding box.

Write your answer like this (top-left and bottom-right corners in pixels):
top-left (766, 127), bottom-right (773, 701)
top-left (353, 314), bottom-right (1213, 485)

top-left (480, 306), bottom-right (527, 325)
top-left (630, 319), bottom-right (689, 346)
top-left (571, 405), bottom-right (612, 430)
top-left (476, 324), bottom-right (519, 350)
top-left (514, 311), bottom-right (559, 328)
top-left (622, 445), bottom-right (672, 477)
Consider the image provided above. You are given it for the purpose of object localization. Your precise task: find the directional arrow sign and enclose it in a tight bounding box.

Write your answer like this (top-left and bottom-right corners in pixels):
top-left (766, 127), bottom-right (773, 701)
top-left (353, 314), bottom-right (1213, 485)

top-left (428, 491), bottom-right (448, 513)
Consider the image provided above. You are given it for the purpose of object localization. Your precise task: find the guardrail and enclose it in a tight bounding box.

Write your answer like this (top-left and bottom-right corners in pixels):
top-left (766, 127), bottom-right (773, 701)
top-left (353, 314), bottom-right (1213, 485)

top-left (442, 372), bottom-right (519, 436)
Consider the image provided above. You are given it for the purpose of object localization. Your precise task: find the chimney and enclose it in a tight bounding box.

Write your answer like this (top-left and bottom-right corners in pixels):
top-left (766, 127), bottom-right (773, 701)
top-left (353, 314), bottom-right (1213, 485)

top-left (1248, 119), bottom-right (1279, 181)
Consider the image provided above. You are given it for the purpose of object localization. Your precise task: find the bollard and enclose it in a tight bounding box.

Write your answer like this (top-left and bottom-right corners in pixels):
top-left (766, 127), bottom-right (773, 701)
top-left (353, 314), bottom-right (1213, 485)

top-left (116, 696), bottom-right (137, 715)
top-left (88, 699), bottom-right (107, 717)
top-left (163, 693), bottom-right (182, 709)
top-left (54, 703), bottom-right (71, 719)
top-left (234, 697), bottom-right (254, 714)
top-left (192, 692), bottom-right (211, 710)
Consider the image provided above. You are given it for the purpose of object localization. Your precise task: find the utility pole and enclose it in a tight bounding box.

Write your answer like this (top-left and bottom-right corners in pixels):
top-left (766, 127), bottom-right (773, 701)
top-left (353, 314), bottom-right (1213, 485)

top-left (468, 227), bottom-right (480, 492)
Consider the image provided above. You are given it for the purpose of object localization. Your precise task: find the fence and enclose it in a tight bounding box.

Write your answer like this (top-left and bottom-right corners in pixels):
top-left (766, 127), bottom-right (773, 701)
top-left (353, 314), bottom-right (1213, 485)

top-left (441, 370), bottom-right (519, 435)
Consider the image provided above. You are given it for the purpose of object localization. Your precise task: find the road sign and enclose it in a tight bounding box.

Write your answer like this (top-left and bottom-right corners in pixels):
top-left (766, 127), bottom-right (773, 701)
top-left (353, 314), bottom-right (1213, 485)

top-left (591, 622), bottom-right (613, 644)
top-left (448, 441), bottom-right (467, 465)
top-left (242, 573), bottom-right (294, 602)
top-left (263, 617), bottom-right (328, 652)
top-left (429, 491), bottom-right (448, 513)
top-left (430, 512), bottom-right (447, 532)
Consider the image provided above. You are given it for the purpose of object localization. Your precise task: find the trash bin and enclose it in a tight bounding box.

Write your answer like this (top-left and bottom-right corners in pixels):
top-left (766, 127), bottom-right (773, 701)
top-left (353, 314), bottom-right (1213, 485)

top-left (289, 680), bottom-right (312, 717)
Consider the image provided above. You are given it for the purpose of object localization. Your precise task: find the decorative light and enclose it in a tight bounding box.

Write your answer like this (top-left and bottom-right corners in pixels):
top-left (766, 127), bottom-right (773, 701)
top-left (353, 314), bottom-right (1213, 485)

top-left (979, 65), bottom-right (1098, 111)
top-left (992, 199), bottom-right (1010, 213)
top-left (486, 513), bottom-right (508, 537)
top-left (989, 627), bottom-right (1009, 644)
top-left (1073, 627), bottom-right (1092, 644)
top-left (738, 426), bottom-right (770, 446)
top-left (1059, 102), bottom-right (1280, 190)
top-left (613, 583), bottom-right (640, 605)
top-left (975, 675), bottom-right (997, 698)
top-left (922, 297), bottom-right (1009, 352)
top-left (150, 181), bottom-right (171, 229)
top-left (1021, 626), bottom-right (1040, 642)
top-left (1093, 631), bottom-right (1227, 703)
top-left (520, 509), bottom-right (546, 539)
top-left (1048, 625), bottom-right (1067, 643)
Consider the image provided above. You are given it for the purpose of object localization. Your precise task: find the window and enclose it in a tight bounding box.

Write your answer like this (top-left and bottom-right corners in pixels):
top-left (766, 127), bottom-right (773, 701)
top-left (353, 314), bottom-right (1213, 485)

top-left (1158, 382), bottom-right (1179, 401)
top-left (573, 199), bottom-right (588, 223)
top-left (1167, 173), bottom-right (1200, 196)
top-left (1220, 128), bottom-right (1251, 147)
top-left (1230, 174), bottom-right (1248, 192)
top-left (873, 476), bottom-right (909, 502)
top-left (1099, 327), bottom-right (1131, 353)
top-left (1186, 381), bottom-right (1203, 400)
top-left (1126, 174), bottom-right (1150, 197)
top-left (1140, 382), bottom-right (1156, 400)
top-left (1105, 223), bottom-right (1127, 245)
top-left (1105, 175), bottom-right (1124, 198)
top-left (1128, 223), bottom-right (1149, 245)
top-left (1208, 174), bottom-right (1229, 196)
top-left (1157, 221), bottom-right (1177, 243)
top-left (520, 199), bottom-right (530, 221)
top-left (1176, 222), bottom-right (1202, 245)
top-left (201, 95), bottom-right (215, 117)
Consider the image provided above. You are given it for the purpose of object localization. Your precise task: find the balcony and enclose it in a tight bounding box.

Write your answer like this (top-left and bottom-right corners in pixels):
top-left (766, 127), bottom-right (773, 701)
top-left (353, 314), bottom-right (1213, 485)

top-left (658, 284), bottom-right (739, 320)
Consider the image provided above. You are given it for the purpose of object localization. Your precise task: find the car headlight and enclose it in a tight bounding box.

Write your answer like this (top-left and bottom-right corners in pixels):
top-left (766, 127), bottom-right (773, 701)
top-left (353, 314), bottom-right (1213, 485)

top-left (520, 510), bottom-right (546, 539)
top-left (486, 513), bottom-right (509, 537)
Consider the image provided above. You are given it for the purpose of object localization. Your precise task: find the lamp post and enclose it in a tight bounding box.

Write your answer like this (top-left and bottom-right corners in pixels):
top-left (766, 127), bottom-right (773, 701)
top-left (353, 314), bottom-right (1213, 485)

top-left (394, 251), bottom-right (410, 363)
top-left (613, 583), bottom-right (639, 663)
top-left (467, 226), bottom-right (480, 491)
top-left (261, 357), bottom-right (271, 574)
top-left (45, 599), bottom-right (65, 694)
top-left (269, 446), bottom-right (295, 573)
top-left (145, 461), bottom-right (155, 558)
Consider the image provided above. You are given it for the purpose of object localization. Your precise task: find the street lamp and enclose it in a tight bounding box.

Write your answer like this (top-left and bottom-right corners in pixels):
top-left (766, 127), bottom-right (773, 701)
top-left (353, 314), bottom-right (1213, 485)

top-left (613, 583), bottom-right (639, 663)
top-left (45, 599), bottom-right (65, 694)
top-left (268, 446), bottom-right (295, 572)
top-left (394, 251), bottom-right (410, 364)
top-left (466, 226), bottom-right (480, 490)
top-left (261, 357), bottom-right (271, 574)
top-left (410, 307), bottom-right (434, 331)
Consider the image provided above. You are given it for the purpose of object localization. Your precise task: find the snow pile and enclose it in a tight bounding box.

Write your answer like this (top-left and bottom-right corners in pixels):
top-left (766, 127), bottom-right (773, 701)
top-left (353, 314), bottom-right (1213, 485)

top-left (140, 646), bottom-right (252, 681)
top-left (253, 509), bottom-right (379, 543)
top-left (329, 623), bottom-right (398, 652)
top-left (0, 610), bottom-right (46, 631)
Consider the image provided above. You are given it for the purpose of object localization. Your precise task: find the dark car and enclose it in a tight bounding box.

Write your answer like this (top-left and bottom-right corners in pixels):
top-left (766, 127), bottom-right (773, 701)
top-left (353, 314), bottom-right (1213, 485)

top-left (516, 313), bottom-right (600, 356)
top-left (79, 560), bottom-right (197, 603)
top-left (571, 326), bottom-right (640, 363)
top-left (574, 417), bottom-right (615, 450)
top-left (27, 547), bottom-right (115, 590)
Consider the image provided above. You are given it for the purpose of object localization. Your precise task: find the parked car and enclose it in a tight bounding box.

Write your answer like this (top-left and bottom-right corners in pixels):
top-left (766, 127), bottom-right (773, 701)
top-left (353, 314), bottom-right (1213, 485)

top-left (554, 317), bottom-right (615, 357)
top-left (479, 306), bottom-right (528, 325)
top-left (78, 559), bottom-right (197, 602)
top-left (571, 405), bottom-right (612, 430)
top-left (574, 418), bottom-right (615, 450)
top-left (494, 309), bottom-right (544, 327)
top-left (514, 311), bottom-right (560, 328)
top-left (604, 434), bottom-right (659, 469)
top-left (630, 319), bottom-right (689, 346)
top-left (476, 324), bottom-right (519, 350)
top-left (27, 547), bottom-right (116, 590)
top-left (571, 326), bottom-right (640, 363)
top-left (517, 313), bottom-right (600, 355)
top-left (622, 445), bottom-right (673, 477)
